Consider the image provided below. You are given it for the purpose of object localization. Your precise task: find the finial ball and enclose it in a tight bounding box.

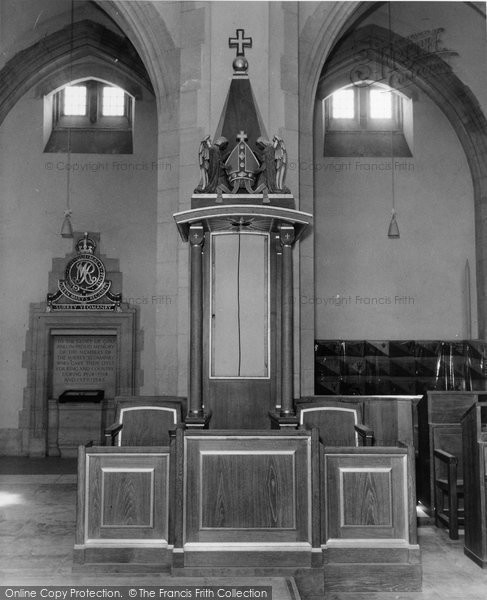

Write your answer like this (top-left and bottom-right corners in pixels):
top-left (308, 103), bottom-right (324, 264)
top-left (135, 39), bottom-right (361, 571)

top-left (233, 56), bottom-right (248, 72)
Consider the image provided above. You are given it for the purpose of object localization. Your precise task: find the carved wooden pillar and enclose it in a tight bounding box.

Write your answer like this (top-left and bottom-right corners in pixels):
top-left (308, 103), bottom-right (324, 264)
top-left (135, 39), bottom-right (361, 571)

top-left (280, 224), bottom-right (295, 417)
top-left (186, 224), bottom-right (209, 427)
top-left (267, 223), bottom-right (299, 429)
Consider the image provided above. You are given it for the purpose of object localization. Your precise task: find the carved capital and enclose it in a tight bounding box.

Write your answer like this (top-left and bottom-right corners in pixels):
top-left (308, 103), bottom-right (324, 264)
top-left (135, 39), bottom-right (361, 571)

top-left (189, 223), bottom-right (205, 247)
top-left (279, 224), bottom-right (295, 247)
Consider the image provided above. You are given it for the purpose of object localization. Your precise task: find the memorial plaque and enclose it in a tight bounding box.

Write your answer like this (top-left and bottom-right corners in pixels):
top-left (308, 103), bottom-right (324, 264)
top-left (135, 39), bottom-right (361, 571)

top-left (51, 335), bottom-right (117, 398)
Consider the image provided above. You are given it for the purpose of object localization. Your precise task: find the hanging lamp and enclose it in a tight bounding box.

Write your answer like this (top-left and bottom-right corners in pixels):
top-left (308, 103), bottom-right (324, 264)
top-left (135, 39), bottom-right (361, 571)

top-left (60, 0), bottom-right (75, 238)
top-left (387, 2), bottom-right (399, 239)
top-left (387, 209), bottom-right (400, 238)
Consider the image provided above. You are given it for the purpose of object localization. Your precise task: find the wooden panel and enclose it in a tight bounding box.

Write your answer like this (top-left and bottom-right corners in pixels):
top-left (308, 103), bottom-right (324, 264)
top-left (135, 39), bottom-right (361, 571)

top-left (119, 407), bottom-right (177, 446)
top-left (364, 401), bottom-right (398, 446)
top-left (184, 433), bottom-right (311, 546)
top-left (109, 397), bottom-right (185, 446)
top-left (324, 450), bottom-right (408, 542)
top-left (341, 469), bottom-right (392, 526)
top-left (297, 402), bottom-right (361, 446)
top-left (201, 453), bottom-right (295, 528)
top-left (83, 449), bottom-right (170, 544)
top-left (102, 470), bottom-right (153, 527)
top-left (427, 391), bottom-right (480, 424)
top-left (202, 232), bottom-right (278, 431)
top-left (362, 396), bottom-right (419, 447)
top-left (211, 233), bottom-right (269, 378)
top-left (205, 379), bottom-right (273, 429)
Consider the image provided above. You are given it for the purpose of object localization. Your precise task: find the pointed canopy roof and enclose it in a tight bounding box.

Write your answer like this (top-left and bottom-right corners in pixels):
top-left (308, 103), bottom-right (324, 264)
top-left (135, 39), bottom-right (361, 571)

top-left (214, 63), bottom-right (268, 149)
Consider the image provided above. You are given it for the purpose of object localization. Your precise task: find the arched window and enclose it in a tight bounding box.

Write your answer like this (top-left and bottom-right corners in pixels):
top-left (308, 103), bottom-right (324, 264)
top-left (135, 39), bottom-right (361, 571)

top-left (44, 79), bottom-right (134, 154)
top-left (324, 83), bottom-right (412, 157)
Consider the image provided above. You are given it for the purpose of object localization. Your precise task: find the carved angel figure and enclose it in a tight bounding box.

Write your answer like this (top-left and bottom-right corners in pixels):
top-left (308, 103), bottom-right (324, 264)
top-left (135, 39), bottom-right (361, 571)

top-left (196, 135), bottom-right (212, 191)
top-left (255, 135), bottom-right (290, 193)
top-left (273, 135), bottom-right (289, 192)
top-left (255, 136), bottom-right (277, 193)
top-left (194, 136), bottom-right (230, 194)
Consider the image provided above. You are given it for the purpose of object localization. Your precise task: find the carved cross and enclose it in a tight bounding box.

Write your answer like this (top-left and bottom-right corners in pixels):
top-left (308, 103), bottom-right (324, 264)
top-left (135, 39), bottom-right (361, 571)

top-left (229, 29), bottom-right (252, 57)
top-left (279, 225), bottom-right (295, 247)
top-left (236, 131), bottom-right (248, 143)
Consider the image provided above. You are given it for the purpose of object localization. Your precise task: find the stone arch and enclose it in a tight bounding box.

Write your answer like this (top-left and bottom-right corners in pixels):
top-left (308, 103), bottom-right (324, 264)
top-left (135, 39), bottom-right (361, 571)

top-left (94, 1), bottom-right (180, 119)
top-left (299, 4), bottom-right (487, 389)
top-left (299, 1), bottom-right (364, 124)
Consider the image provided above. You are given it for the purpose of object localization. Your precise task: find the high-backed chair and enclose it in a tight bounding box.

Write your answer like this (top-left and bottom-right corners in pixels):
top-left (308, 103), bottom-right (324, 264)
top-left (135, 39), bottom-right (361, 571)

top-left (296, 399), bottom-right (374, 446)
top-left (105, 396), bottom-right (185, 446)
top-left (432, 424), bottom-right (464, 539)
top-left (462, 402), bottom-right (487, 566)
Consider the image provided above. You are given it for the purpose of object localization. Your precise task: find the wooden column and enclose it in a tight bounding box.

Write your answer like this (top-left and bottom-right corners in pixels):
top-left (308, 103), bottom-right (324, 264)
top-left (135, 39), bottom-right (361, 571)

top-left (277, 224), bottom-right (298, 427)
top-left (186, 224), bottom-right (209, 427)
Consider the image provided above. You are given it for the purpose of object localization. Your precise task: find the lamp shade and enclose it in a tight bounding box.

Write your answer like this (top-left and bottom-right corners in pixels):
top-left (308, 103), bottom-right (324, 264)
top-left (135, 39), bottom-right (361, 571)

top-left (388, 211), bottom-right (400, 239)
top-left (61, 212), bottom-right (74, 238)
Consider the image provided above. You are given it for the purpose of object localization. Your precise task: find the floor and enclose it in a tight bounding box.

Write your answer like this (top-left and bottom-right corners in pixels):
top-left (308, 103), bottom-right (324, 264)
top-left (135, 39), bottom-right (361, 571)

top-left (1, 459), bottom-right (487, 599)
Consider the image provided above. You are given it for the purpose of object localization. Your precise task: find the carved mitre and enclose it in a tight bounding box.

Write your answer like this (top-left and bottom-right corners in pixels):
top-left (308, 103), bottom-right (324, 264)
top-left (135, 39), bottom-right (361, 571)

top-left (225, 132), bottom-right (260, 192)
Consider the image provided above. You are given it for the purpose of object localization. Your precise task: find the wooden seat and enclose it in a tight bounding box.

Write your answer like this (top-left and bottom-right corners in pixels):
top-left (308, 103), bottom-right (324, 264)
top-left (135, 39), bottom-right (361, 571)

top-left (296, 399), bottom-right (374, 446)
top-left (432, 424), bottom-right (464, 539)
top-left (105, 396), bottom-right (185, 446)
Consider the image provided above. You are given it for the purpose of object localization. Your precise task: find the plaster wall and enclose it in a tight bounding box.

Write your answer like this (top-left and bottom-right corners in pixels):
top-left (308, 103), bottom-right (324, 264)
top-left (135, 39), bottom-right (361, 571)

top-left (314, 89), bottom-right (476, 339)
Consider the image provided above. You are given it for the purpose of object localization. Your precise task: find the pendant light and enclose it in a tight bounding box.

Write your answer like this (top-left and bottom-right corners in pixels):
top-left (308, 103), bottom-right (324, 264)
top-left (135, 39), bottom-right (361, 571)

top-left (60, 126), bottom-right (73, 238)
top-left (387, 209), bottom-right (400, 238)
top-left (60, 0), bottom-right (75, 238)
top-left (387, 1), bottom-right (400, 239)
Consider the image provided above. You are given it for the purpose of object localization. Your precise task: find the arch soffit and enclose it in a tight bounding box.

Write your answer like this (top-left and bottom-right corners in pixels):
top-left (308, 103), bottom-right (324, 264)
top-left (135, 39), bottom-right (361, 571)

top-left (36, 62), bottom-right (145, 101)
top-left (0, 20), bottom-right (154, 127)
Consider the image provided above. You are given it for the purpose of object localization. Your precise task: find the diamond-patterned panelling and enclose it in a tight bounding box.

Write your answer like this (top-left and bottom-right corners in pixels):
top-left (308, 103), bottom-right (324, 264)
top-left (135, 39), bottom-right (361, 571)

top-left (315, 340), bottom-right (487, 395)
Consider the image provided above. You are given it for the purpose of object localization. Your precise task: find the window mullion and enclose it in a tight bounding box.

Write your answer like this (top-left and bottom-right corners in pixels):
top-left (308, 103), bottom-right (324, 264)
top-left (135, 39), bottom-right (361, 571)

top-left (359, 87), bottom-right (367, 128)
top-left (87, 81), bottom-right (97, 124)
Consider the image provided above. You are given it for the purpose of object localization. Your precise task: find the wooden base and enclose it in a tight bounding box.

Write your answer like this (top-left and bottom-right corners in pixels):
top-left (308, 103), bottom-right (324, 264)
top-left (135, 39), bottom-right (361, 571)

top-left (73, 547), bottom-right (172, 573)
top-left (324, 563), bottom-right (422, 592)
top-left (268, 411), bottom-right (299, 429)
top-left (323, 545), bottom-right (422, 592)
top-left (184, 413), bottom-right (211, 428)
top-left (464, 545), bottom-right (487, 568)
top-left (182, 549), bottom-right (312, 568)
